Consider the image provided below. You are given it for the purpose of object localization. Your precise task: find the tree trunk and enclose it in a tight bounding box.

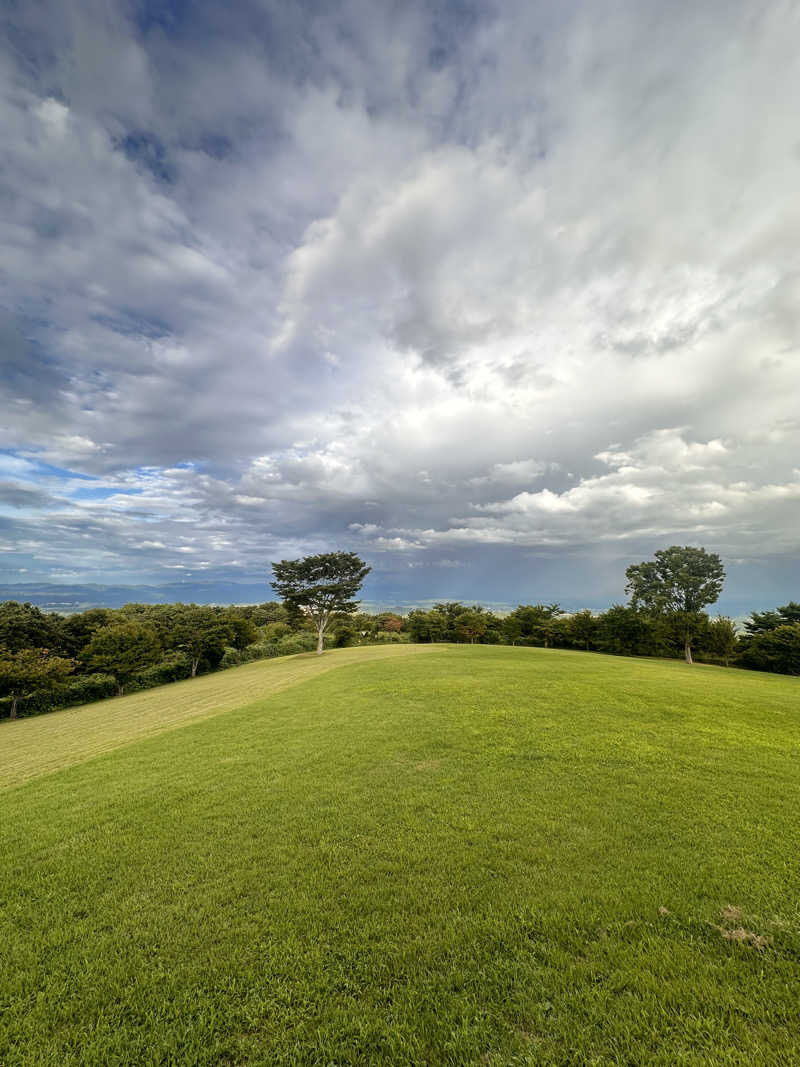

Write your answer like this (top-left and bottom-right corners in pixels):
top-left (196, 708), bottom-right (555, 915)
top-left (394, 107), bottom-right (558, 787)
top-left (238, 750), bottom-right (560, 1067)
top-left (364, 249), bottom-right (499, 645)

top-left (317, 626), bottom-right (324, 655)
top-left (9, 693), bottom-right (17, 721)
top-left (117, 683), bottom-right (125, 696)
top-left (684, 638), bottom-right (693, 665)
top-left (191, 657), bottom-right (199, 678)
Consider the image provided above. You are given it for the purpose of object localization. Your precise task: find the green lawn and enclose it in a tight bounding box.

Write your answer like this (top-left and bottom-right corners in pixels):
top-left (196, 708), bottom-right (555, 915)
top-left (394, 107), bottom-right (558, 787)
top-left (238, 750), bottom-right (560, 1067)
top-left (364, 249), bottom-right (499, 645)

top-left (2, 646), bottom-right (799, 1065)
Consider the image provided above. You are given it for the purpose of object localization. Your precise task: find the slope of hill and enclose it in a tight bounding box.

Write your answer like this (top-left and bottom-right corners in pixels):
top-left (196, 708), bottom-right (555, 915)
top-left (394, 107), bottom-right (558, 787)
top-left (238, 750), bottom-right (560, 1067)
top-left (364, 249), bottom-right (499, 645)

top-left (2, 646), bottom-right (799, 1065)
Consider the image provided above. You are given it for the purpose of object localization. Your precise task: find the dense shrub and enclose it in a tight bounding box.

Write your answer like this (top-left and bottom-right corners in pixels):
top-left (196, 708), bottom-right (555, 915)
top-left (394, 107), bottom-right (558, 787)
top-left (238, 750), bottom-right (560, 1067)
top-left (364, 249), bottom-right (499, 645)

top-left (737, 624), bottom-right (800, 675)
top-left (61, 673), bottom-right (119, 706)
top-left (221, 642), bottom-right (283, 668)
top-left (0, 672), bottom-right (118, 719)
top-left (276, 633), bottom-right (319, 655)
top-left (127, 652), bottom-right (192, 692)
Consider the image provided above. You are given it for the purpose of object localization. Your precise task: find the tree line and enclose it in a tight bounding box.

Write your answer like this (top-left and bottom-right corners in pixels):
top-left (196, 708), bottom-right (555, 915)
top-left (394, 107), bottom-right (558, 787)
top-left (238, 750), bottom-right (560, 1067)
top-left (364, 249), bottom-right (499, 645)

top-left (0, 599), bottom-right (406, 720)
top-left (404, 599), bottom-right (799, 674)
top-left (2, 545), bottom-right (799, 721)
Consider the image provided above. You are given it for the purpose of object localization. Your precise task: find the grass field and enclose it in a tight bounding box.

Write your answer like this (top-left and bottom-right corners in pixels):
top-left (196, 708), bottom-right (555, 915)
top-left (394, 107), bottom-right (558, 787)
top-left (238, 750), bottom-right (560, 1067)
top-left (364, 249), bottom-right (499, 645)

top-left (2, 646), bottom-right (799, 1065)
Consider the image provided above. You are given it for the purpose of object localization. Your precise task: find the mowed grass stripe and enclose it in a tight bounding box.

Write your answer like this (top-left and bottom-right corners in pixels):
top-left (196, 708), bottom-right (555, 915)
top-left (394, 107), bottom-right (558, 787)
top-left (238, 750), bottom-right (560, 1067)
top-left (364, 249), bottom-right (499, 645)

top-left (1, 646), bottom-right (799, 1065)
top-left (0, 643), bottom-right (439, 791)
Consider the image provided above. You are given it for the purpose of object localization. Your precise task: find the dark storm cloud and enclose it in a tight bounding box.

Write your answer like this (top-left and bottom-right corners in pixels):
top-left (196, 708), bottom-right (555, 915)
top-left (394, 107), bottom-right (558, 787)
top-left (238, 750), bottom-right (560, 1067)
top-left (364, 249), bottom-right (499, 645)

top-left (1, 0), bottom-right (799, 607)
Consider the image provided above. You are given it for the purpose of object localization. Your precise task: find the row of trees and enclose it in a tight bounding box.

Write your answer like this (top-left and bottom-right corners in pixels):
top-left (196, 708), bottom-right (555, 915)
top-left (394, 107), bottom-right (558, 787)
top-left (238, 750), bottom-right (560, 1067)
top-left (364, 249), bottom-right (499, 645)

top-left (2, 546), bottom-right (798, 721)
top-left (0, 597), bottom-right (406, 720)
top-left (405, 601), bottom-right (741, 663)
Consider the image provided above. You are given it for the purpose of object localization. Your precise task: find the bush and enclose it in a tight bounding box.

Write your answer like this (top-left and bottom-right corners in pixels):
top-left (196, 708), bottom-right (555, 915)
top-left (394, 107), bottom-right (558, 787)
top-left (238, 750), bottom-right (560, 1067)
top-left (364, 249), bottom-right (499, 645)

top-left (220, 646), bottom-right (244, 668)
top-left (263, 622), bottom-right (292, 643)
top-left (62, 673), bottom-right (119, 706)
top-left (0, 688), bottom-right (55, 718)
top-left (0, 672), bottom-right (118, 719)
top-left (276, 633), bottom-right (318, 655)
top-left (222, 643), bottom-right (283, 668)
top-left (127, 652), bottom-right (192, 693)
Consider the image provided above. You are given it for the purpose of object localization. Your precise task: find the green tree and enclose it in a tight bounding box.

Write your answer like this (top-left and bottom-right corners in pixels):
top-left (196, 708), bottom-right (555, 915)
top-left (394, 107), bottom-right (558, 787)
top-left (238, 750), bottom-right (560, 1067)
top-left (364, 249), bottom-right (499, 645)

top-left (738, 624), bottom-right (800, 675)
top-left (706, 615), bottom-right (738, 667)
top-left (502, 614), bottom-right (523, 646)
top-left (220, 609), bottom-right (258, 652)
top-left (596, 605), bottom-right (654, 657)
top-left (57, 608), bottom-right (112, 657)
top-left (567, 610), bottom-right (598, 652)
top-left (270, 552), bottom-right (371, 655)
top-left (625, 546), bottom-right (724, 664)
top-left (0, 601), bottom-right (62, 654)
top-left (233, 602), bottom-right (291, 628)
top-left (80, 622), bottom-right (161, 695)
top-left (744, 602), bottom-right (800, 635)
top-left (506, 604), bottom-right (563, 647)
top-left (263, 621), bottom-right (292, 643)
top-left (165, 607), bottom-right (235, 677)
top-left (455, 609), bottom-right (487, 644)
top-left (0, 648), bottom-right (73, 720)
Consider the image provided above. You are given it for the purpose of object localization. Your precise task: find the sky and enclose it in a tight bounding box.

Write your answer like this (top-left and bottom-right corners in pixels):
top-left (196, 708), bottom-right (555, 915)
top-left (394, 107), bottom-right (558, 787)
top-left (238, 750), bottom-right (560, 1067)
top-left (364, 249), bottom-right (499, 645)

top-left (1, 0), bottom-right (799, 614)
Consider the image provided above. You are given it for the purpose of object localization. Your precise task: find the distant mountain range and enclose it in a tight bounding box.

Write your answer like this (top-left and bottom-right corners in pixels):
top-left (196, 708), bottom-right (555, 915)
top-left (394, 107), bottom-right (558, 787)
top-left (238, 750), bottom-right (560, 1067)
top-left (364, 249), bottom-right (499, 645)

top-left (0, 581), bottom-right (419, 615)
top-left (0, 581), bottom-right (274, 612)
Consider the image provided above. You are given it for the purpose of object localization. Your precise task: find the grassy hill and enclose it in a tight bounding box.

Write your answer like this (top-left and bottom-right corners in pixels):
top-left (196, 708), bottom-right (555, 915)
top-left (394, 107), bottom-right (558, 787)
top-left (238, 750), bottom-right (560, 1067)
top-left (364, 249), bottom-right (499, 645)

top-left (2, 646), bottom-right (799, 1065)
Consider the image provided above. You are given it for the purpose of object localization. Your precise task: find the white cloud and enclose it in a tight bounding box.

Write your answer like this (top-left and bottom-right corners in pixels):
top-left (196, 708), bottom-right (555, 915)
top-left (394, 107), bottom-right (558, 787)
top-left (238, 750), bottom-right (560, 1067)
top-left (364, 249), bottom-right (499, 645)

top-left (1, 0), bottom-right (799, 607)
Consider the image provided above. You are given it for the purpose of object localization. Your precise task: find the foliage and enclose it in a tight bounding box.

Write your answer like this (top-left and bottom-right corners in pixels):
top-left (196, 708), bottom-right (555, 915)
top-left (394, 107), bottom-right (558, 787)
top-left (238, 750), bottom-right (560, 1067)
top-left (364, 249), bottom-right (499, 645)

top-left (270, 552), bottom-right (371, 655)
top-left (80, 622), bottom-right (162, 695)
top-left (744, 601), bottom-right (800, 635)
top-left (505, 604), bottom-right (563, 647)
top-left (625, 546), bottom-right (725, 614)
top-left (705, 615), bottom-right (738, 667)
top-left (566, 609), bottom-right (599, 651)
top-left (625, 545), bottom-right (725, 663)
top-left (163, 606), bottom-right (236, 677)
top-left (60, 673), bottom-right (119, 708)
top-left (275, 632), bottom-right (319, 655)
top-left (595, 604), bottom-right (655, 657)
top-left (0, 601), bottom-right (62, 653)
top-left (0, 647), bottom-right (73, 719)
top-left (262, 622), bottom-right (292, 643)
top-left (737, 623), bottom-right (800, 675)
top-left (57, 609), bottom-right (113, 656)
top-left (455, 609), bottom-right (488, 644)
top-left (128, 652), bottom-right (193, 692)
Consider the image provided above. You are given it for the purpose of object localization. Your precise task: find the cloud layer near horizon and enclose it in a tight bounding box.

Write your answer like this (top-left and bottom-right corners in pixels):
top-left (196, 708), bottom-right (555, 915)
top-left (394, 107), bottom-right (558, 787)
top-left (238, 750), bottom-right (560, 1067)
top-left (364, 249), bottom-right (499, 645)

top-left (1, 0), bottom-right (799, 609)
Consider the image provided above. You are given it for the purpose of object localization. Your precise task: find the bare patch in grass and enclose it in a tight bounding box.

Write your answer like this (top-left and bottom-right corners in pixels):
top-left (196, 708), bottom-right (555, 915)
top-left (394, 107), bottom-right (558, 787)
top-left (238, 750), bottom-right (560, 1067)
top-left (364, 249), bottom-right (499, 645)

top-left (720, 904), bottom-right (743, 922)
top-left (712, 906), bottom-right (770, 951)
top-left (721, 927), bottom-right (770, 950)
top-left (414, 759), bottom-right (442, 772)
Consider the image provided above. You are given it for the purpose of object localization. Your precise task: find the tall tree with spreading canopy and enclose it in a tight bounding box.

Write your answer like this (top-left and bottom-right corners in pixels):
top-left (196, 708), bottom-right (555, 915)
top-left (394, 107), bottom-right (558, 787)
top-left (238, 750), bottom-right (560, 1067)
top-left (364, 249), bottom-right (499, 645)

top-left (625, 545), bottom-right (725, 664)
top-left (270, 552), bottom-right (371, 655)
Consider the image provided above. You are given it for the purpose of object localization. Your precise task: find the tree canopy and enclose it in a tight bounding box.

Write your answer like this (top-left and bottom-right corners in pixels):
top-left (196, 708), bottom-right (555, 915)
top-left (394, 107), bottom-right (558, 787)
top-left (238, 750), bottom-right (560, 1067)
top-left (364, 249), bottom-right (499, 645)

top-left (80, 621), bottom-right (161, 695)
top-left (0, 648), bottom-right (73, 719)
top-left (270, 552), bottom-right (371, 655)
top-left (625, 545), bottom-right (724, 663)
